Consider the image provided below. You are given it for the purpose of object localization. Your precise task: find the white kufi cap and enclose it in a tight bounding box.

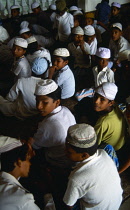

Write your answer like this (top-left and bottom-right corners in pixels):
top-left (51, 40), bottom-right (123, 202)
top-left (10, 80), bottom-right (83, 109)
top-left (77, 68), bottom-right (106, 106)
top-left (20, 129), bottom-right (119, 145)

top-left (19, 27), bottom-right (30, 35)
top-left (27, 36), bottom-right (37, 44)
top-left (67, 124), bottom-right (97, 149)
top-left (50, 4), bottom-right (56, 10)
top-left (112, 22), bottom-right (122, 31)
top-left (20, 21), bottom-right (29, 29)
top-left (72, 26), bottom-right (84, 35)
top-left (96, 47), bottom-right (110, 59)
top-left (95, 82), bottom-right (118, 100)
top-left (84, 25), bottom-right (95, 36)
top-left (73, 11), bottom-right (83, 16)
top-left (35, 79), bottom-right (58, 95)
top-left (31, 2), bottom-right (40, 9)
top-left (111, 2), bottom-right (121, 8)
top-left (53, 48), bottom-right (70, 57)
top-left (69, 6), bottom-right (78, 11)
top-left (10, 5), bottom-right (20, 10)
top-left (14, 38), bottom-right (28, 48)
top-left (0, 136), bottom-right (22, 154)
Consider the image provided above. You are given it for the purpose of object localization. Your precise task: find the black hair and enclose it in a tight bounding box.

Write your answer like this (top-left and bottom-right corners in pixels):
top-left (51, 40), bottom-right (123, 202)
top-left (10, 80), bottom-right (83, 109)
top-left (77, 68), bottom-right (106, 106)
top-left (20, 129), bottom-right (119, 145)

top-left (32, 6), bottom-right (41, 10)
top-left (26, 41), bottom-right (38, 55)
top-left (1, 144), bottom-right (30, 172)
top-left (12, 8), bottom-right (20, 12)
top-left (46, 86), bottom-right (61, 101)
top-left (68, 141), bottom-right (98, 156)
top-left (111, 27), bottom-right (121, 32)
top-left (53, 55), bottom-right (69, 62)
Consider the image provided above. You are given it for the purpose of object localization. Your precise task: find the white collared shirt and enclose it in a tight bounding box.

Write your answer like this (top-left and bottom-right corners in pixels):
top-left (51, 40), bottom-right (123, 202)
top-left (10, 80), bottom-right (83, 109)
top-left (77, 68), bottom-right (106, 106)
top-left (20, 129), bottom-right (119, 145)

top-left (92, 65), bottom-right (115, 87)
top-left (0, 172), bottom-right (40, 210)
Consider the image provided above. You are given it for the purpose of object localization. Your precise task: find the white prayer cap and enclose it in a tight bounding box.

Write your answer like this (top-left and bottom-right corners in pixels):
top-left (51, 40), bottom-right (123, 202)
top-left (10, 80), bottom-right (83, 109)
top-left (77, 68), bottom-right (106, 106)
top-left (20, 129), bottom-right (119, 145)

top-left (118, 50), bottom-right (130, 61)
top-left (27, 36), bottom-right (37, 44)
top-left (67, 124), bottom-right (97, 149)
top-left (14, 38), bottom-right (28, 48)
top-left (19, 27), bottom-right (30, 35)
top-left (0, 136), bottom-right (22, 154)
top-left (73, 10), bottom-right (83, 16)
top-left (72, 26), bottom-right (84, 35)
top-left (111, 2), bottom-right (121, 8)
top-left (53, 48), bottom-right (70, 57)
top-left (20, 21), bottom-right (29, 29)
top-left (32, 57), bottom-right (48, 75)
top-left (49, 4), bottom-right (56, 10)
top-left (95, 82), bottom-right (118, 100)
top-left (10, 5), bottom-right (20, 10)
top-left (112, 22), bottom-right (122, 31)
top-left (84, 25), bottom-right (95, 36)
top-left (96, 47), bottom-right (111, 59)
top-left (69, 6), bottom-right (78, 11)
top-left (35, 79), bottom-right (58, 95)
top-left (31, 2), bottom-right (40, 9)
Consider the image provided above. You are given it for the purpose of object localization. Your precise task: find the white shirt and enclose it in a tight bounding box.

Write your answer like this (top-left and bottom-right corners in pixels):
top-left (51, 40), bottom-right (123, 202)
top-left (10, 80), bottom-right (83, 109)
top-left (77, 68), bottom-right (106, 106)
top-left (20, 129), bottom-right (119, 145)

top-left (63, 149), bottom-right (123, 210)
top-left (92, 66), bottom-right (115, 87)
top-left (109, 36), bottom-right (130, 60)
top-left (50, 12), bottom-right (57, 22)
top-left (89, 37), bottom-right (97, 55)
top-left (53, 65), bottom-right (75, 99)
top-left (0, 172), bottom-right (40, 210)
top-left (11, 56), bottom-right (31, 79)
top-left (54, 12), bottom-right (74, 42)
top-left (33, 106), bottom-right (76, 167)
top-left (68, 42), bottom-right (90, 68)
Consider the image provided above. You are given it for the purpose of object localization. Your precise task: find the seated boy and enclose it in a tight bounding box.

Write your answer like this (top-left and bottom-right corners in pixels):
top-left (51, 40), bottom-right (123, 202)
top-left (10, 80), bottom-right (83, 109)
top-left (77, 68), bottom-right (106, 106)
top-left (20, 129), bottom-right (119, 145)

top-left (11, 38), bottom-right (31, 80)
top-left (10, 5), bottom-right (22, 38)
top-left (109, 2), bottom-right (122, 25)
top-left (49, 48), bottom-right (75, 99)
top-left (63, 123), bottom-right (123, 210)
top-left (32, 79), bottom-right (76, 167)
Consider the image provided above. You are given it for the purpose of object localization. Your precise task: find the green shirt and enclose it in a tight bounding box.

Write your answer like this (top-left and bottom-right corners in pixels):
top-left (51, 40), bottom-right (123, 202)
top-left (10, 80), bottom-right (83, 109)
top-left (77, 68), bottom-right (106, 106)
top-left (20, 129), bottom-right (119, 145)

top-left (94, 106), bottom-right (126, 151)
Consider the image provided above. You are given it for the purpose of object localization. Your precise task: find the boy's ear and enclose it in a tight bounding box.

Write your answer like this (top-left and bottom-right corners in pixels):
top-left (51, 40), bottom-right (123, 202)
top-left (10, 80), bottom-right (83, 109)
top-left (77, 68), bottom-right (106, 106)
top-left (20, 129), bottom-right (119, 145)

top-left (109, 100), bottom-right (115, 107)
top-left (82, 152), bottom-right (90, 160)
top-left (55, 99), bottom-right (61, 107)
top-left (65, 60), bottom-right (68, 65)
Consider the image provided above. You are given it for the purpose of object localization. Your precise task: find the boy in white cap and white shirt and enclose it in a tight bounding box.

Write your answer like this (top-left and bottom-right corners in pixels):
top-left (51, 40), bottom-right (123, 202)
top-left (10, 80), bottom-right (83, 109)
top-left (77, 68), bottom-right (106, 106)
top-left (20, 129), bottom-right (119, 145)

top-left (0, 58), bottom-right (48, 119)
top-left (63, 123), bottom-right (123, 210)
top-left (49, 48), bottom-right (75, 99)
top-left (11, 38), bottom-right (31, 80)
top-left (32, 79), bottom-right (76, 167)
top-left (109, 2), bottom-right (122, 25)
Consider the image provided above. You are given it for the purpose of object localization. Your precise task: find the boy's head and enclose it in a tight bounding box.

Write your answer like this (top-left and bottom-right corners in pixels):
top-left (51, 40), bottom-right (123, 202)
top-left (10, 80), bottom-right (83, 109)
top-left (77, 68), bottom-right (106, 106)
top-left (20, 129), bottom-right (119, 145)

top-left (94, 82), bottom-right (118, 112)
top-left (26, 36), bottom-right (38, 55)
top-left (0, 140), bottom-right (34, 178)
top-left (96, 47), bottom-right (110, 69)
top-left (72, 26), bottom-right (84, 46)
top-left (35, 79), bottom-right (61, 116)
top-left (111, 23), bottom-right (122, 41)
top-left (66, 123), bottom-right (98, 162)
top-left (32, 57), bottom-right (49, 77)
top-left (53, 48), bottom-right (70, 70)
top-left (31, 2), bottom-right (41, 14)
top-left (56, 0), bottom-right (66, 16)
top-left (69, 6), bottom-right (78, 15)
top-left (84, 13), bottom-right (94, 26)
top-left (13, 38), bottom-right (28, 58)
top-left (10, 5), bottom-right (20, 17)
top-left (111, 2), bottom-right (121, 16)
top-left (84, 25), bottom-right (95, 44)
top-left (19, 27), bottom-right (31, 39)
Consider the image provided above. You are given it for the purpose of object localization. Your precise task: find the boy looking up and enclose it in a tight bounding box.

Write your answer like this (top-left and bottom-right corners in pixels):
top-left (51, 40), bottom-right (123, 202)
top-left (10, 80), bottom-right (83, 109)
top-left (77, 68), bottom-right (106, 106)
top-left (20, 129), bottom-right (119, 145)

top-left (63, 123), bottom-right (123, 210)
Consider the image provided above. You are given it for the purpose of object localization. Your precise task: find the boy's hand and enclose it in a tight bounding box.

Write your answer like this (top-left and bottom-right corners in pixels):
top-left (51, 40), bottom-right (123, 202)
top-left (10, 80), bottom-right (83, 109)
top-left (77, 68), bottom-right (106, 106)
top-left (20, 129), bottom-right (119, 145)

top-left (79, 40), bottom-right (85, 51)
top-left (48, 66), bottom-right (56, 79)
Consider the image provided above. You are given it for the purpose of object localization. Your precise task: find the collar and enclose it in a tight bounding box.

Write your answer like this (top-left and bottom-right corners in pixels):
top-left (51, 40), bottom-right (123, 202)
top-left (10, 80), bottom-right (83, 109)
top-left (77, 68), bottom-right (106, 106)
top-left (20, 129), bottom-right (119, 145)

top-left (94, 66), bottom-right (108, 73)
top-left (51, 105), bottom-right (62, 114)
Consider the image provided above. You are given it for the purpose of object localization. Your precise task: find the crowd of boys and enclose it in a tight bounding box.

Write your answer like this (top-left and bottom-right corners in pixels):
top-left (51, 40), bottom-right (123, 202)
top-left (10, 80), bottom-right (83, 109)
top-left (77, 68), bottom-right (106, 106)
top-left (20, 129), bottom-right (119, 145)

top-left (0, 0), bottom-right (130, 209)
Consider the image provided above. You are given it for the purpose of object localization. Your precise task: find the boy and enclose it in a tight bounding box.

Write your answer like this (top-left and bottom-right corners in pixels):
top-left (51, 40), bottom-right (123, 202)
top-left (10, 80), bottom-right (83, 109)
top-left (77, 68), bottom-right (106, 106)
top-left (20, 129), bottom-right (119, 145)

top-left (10, 5), bottom-right (21, 38)
top-left (109, 2), bottom-right (122, 25)
top-left (84, 25), bottom-right (97, 56)
top-left (63, 123), bottom-right (123, 210)
top-left (11, 38), bottom-right (31, 80)
top-left (109, 23), bottom-right (130, 62)
top-left (0, 140), bottom-right (40, 210)
top-left (32, 79), bottom-right (76, 167)
top-left (49, 48), bottom-right (75, 99)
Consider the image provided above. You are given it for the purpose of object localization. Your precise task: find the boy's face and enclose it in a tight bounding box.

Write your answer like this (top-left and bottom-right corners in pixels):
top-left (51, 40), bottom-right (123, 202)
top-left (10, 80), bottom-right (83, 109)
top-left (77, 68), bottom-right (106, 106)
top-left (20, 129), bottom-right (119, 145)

top-left (32, 7), bottom-right (41, 14)
top-left (73, 34), bottom-right (84, 46)
top-left (53, 56), bottom-right (68, 70)
top-left (11, 9), bottom-right (19, 17)
top-left (85, 18), bottom-right (94, 26)
top-left (66, 143), bottom-right (86, 162)
top-left (111, 28), bottom-right (122, 41)
top-left (21, 33), bottom-right (30, 39)
top-left (97, 57), bottom-right (109, 69)
top-left (84, 34), bottom-right (95, 45)
top-left (93, 93), bottom-right (114, 112)
top-left (111, 6), bottom-right (120, 16)
top-left (12, 45), bottom-right (26, 58)
top-left (36, 95), bottom-right (60, 117)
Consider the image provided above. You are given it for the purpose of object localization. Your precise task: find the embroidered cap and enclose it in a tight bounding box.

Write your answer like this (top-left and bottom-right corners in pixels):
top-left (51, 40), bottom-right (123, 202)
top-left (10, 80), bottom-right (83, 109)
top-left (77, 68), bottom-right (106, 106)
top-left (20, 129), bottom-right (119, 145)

top-left (56, 0), bottom-right (66, 11)
top-left (69, 6), bottom-right (78, 11)
top-left (112, 22), bottom-right (122, 31)
top-left (14, 38), bottom-right (28, 48)
top-left (96, 47), bottom-right (111, 59)
top-left (84, 25), bottom-right (95, 36)
top-left (10, 5), bottom-right (20, 10)
top-left (67, 124), bottom-right (97, 149)
top-left (111, 2), bottom-right (121, 8)
top-left (31, 2), bottom-right (40, 9)
top-left (95, 82), bottom-right (118, 100)
top-left (118, 50), bottom-right (130, 61)
top-left (19, 27), bottom-right (30, 35)
top-left (27, 36), bottom-right (37, 44)
top-left (32, 57), bottom-right (48, 75)
top-left (50, 4), bottom-right (56, 10)
top-left (72, 26), bottom-right (84, 35)
top-left (0, 136), bottom-right (22, 154)
top-left (53, 48), bottom-right (70, 57)
top-left (20, 21), bottom-right (29, 29)
top-left (35, 79), bottom-right (58, 95)
top-left (73, 11), bottom-right (83, 16)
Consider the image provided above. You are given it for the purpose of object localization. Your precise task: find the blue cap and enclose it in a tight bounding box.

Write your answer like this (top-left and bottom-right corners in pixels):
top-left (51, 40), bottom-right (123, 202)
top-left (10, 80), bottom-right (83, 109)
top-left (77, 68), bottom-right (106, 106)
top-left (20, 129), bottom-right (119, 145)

top-left (32, 57), bottom-right (48, 75)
